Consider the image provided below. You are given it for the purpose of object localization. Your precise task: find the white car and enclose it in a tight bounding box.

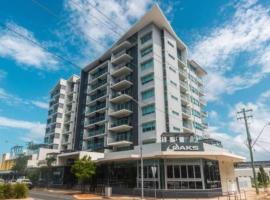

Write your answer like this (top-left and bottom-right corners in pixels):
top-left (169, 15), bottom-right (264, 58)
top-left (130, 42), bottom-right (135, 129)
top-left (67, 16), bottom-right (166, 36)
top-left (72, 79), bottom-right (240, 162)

top-left (16, 179), bottom-right (33, 189)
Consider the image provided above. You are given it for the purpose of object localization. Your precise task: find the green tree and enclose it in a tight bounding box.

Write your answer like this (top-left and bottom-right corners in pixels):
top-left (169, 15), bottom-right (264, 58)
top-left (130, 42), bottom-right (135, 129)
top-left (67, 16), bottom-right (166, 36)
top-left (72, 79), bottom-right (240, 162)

top-left (11, 154), bottom-right (28, 176)
top-left (257, 166), bottom-right (269, 188)
top-left (71, 156), bottom-right (96, 192)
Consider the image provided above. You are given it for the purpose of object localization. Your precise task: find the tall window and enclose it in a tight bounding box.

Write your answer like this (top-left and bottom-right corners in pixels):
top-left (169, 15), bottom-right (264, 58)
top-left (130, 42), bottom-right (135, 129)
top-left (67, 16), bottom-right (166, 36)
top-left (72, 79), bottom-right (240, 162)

top-left (141, 73), bottom-right (154, 85)
top-left (140, 32), bottom-right (152, 44)
top-left (141, 46), bottom-right (153, 57)
top-left (141, 59), bottom-right (153, 71)
top-left (142, 88), bottom-right (154, 100)
top-left (142, 104), bottom-right (155, 116)
top-left (142, 121), bottom-right (155, 132)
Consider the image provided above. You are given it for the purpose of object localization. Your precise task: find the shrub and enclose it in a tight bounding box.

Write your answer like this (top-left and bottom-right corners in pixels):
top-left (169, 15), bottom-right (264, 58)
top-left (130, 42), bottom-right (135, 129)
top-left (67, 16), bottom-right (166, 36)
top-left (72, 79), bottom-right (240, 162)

top-left (13, 183), bottom-right (28, 199)
top-left (3, 184), bottom-right (14, 199)
top-left (0, 184), bottom-right (4, 199)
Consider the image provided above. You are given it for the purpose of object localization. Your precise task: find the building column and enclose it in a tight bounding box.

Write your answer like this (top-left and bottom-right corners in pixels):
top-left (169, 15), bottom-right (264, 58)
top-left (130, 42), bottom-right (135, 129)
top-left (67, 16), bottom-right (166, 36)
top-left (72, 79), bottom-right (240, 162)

top-left (219, 160), bottom-right (237, 193)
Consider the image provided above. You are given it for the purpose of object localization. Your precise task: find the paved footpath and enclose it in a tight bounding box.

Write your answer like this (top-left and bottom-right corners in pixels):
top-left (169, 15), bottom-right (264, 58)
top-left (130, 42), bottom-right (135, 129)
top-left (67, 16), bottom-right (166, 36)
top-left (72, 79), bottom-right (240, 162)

top-left (29, 190), bottom-right (75, 200)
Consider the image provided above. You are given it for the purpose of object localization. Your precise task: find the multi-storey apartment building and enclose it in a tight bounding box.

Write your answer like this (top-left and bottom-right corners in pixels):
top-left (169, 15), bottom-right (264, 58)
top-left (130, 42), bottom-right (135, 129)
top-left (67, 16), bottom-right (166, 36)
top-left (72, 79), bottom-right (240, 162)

top-left (44, 75), bottom-right (80, 151)
top-left (40, 5), bottom-right (244, 197)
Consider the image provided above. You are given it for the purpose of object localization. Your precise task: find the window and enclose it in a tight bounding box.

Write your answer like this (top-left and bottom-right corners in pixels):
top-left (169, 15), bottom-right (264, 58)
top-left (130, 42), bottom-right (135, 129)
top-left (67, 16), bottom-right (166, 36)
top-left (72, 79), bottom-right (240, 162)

top-left (168, 53), bottom-right (175, 60)
top-left (168, 40), bottom-right (174, 48)
top-left (172, 110), bottom-right (179, 116)
top-left (170, 80), bottom-right (177, 87)
top-left (141, 32), bottom-right (152, 44)
top-left (141, 73), bottom-right (154, 85)
top-left (142, 88), bottom-right (154, 100)
top-left (181, 165), bottom-right (187, 178)
top-left (171, 95), bottom-right (178, 101)
top-left (173, 127), bottom-right (180, 131)
top-left (167, 165), bottom-right (173, 178)
top-left (142, 104), bottom-right (155, 116)
top-left (194, 165), bottom-right (201, 178)
top-left (188, 165), bottom-right (194, 178)
top-left (141, 59), bottom-right (153, 71)
top-left (192, 109), bottom-right (201, 118)
top-left (142, 121), bottom-right (155, 132)
top-left (174, 166), bottom-right (180, 178)
top-left (141, 46), bottom-right (153, 57)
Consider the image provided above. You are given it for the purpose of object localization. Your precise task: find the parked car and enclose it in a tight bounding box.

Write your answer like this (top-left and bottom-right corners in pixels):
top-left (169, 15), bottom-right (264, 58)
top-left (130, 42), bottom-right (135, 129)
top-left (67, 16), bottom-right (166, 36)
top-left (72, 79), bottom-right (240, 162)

top-left (9, 180), bottom-right (17, 184)
top-left (16, 178), bottom-right (33, 189)
top-left (0, 179), bottom-right (4, 184)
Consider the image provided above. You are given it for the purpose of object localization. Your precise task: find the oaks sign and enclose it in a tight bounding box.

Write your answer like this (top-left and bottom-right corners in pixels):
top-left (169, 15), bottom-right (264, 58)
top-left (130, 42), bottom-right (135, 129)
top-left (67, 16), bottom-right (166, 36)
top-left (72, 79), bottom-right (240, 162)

top-left (161, 142), bottom-right (204, 151)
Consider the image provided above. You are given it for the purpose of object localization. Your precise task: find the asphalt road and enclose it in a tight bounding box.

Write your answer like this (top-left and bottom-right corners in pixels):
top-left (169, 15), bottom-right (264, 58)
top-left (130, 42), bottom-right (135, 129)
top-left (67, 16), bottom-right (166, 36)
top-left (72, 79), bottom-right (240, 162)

top-left (29, 190), bottom-right (75, 200)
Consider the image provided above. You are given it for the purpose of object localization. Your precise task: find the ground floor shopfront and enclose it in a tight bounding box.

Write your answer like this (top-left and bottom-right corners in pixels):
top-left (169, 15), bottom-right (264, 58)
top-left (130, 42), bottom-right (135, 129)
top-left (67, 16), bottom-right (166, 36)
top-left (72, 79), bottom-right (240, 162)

top-left (96, 157), bottom-right (233, 197)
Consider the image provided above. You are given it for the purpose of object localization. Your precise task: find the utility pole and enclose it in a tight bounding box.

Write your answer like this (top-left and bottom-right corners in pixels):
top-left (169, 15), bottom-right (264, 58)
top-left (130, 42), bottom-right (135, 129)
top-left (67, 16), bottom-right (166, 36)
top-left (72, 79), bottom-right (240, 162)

top-left (237, 108), bottom-right (259, 194)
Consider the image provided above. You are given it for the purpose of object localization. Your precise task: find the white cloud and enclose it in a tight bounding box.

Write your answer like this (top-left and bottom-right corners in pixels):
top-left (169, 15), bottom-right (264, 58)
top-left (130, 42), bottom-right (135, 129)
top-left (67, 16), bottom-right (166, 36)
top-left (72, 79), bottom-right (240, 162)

top-left (31, 100), bottom-right (49, 109)
top-left (0, 88), bottom-right (48, 110)
top-left (0, 22), bottom-right (58, 70)
top-left (191, 0), bottom-right (270, 101)
top-left (209, 89), bottom-right (270, 160)
top-left (0, 116), bottom-right (45, 142)
top-left (64, 0), bottom-right (154, 58)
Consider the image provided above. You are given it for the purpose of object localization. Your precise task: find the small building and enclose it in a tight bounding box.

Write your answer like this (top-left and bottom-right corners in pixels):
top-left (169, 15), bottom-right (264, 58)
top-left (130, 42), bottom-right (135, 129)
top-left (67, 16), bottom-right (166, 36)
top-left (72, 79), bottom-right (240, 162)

top-left (235, 161), bottom-right (270, 189)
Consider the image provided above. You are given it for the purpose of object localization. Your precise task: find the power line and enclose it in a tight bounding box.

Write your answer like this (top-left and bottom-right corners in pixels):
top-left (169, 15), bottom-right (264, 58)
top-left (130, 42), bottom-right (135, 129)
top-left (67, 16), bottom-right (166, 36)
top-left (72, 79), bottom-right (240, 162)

top-left (68, 0), bottom-right (122, 37)
top-left (30, 0), bottom-right (109, 50)
top-left (85, 0), bottom-right (126, 33)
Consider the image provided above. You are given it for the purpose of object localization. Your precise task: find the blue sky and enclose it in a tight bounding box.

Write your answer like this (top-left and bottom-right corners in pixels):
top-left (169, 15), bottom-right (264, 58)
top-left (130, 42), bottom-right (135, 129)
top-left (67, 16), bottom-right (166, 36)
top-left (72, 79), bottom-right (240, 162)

top-left (0, 0), bottom-right (270, 160)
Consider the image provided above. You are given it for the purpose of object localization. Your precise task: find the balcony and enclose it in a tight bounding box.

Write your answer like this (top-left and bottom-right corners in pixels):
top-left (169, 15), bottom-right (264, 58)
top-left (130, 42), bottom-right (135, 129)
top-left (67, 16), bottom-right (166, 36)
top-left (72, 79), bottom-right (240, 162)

top-left (84, 115), bottom-right (106, 128)
top-left (182, 107), bottom-right (191, 118)
top-left (90, 78), bottom-right (107, 91)
top-left (86, 142), bottom-right (104, 151)
top-left (107, 133), bottom-right (132, 147)
top-left (111, 50), bottom-right (132, 65)
top-left (180, 80), bottom-right (188, 92)
top-left (197, 77), bottom-right (203, 86)
top-left (202, 122), bottom-right (208, 129)
top-left (177, 56), bottom-right (186, 68)
top-left (201, 111), bottom-right (208, 117)
top-left (110, 89), bottom-right (133, 103)
top-left (91, 67), bottom-right (108, 80)
top-left (111, 75), bottom-right (133, 91)
top-left (109, 118), bottom-right (132, 132)
top-left (111, 65), bottom-right (133, 77)
top-left (85, 102), bottom-right (106, 116)
top-left (179, 67), bottom-right (188, 80)
top-left (200, 98), bottom-right (207, 106)
top-left (84, 126), bottom-right (105, 139)
top-left (109, 103), bottom-right (132, 118)
top-left (89, 90), bottom-right (107, 102)
top-left (111, 41), bottom-right (132, 54)
top-left (180, 94), bottom-right (190, 105)
top-left (183, 121), bottom-right (193, 133)
top-left (198, 86), bottom-right (205, 96)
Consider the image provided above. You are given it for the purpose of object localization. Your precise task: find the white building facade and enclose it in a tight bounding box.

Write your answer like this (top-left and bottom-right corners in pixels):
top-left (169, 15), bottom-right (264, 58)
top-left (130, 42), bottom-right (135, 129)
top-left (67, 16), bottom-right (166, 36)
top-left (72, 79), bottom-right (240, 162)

top-left (39, 5), bottom-right (245, 198)
top-left (44, 75), bottom-right (80, 151)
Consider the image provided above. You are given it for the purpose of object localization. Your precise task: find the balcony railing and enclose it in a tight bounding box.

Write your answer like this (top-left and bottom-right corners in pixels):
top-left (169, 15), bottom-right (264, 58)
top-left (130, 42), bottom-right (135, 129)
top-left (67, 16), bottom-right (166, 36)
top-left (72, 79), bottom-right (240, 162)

top-left (111, 118), bottom-right (131, 128)
top-left (91, 67), bottom-right (108, 79)
top-left (86, 126), bottom-right (105, 137)
top-left (87, 142), bottom-right (104, 150)
top-left (89, 102), bottom-right (106, 112)
top-left (91, 79), bottom-right (107, 90)
top-left (182, 107), bottom-right (191, 115)
top-left (111, 88), bottom-right (132, 98)
top-left (86, 115), bottom-right (105, 125)
top-left (90, 90), bottom-right (107, 101)
top-left (112, 102), bottom-right (132, 111)
top-left (180, 80), bottom-right (188, 90)
top-left (181, 94), bottom-right (189, 102)
top-left (183, 121), bottom-right (193, 130)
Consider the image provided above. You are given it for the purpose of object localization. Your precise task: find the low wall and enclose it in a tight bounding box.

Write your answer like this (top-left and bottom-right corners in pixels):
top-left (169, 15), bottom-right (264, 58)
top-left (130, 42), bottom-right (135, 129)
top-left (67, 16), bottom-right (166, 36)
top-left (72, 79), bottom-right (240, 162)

top-left (112, 187), bottom-right (222, 198)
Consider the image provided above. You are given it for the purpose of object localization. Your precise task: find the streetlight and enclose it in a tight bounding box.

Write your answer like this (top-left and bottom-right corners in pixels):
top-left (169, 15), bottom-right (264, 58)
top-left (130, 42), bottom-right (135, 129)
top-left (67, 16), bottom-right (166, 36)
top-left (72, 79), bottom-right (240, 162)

top-left (252, 122), bottom-right (270, 148)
